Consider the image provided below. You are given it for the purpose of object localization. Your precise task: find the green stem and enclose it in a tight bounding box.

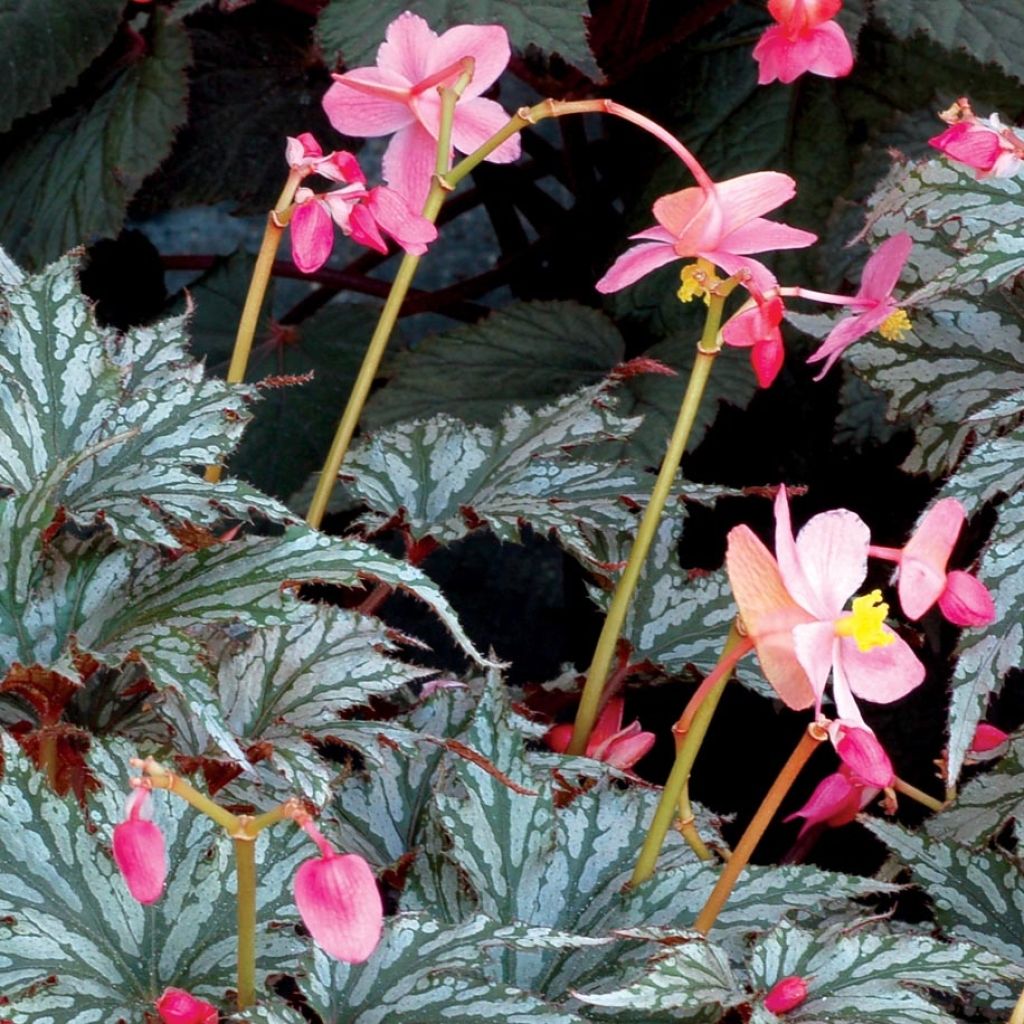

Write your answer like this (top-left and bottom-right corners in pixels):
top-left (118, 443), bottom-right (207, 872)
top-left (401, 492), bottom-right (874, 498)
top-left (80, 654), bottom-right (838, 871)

top-left (692, 724), bottom-right (825, 934)
top-left (567, 294), bottom-right (728, 756)
top-left (135, 759), bottom-right (240, 833)
top-left (893, 776), bottom-right (946, 813)
top-left (305, 72), bottom-right (470, 530)
top-left (234, 835), bottom-right (257, 1010)
top-left (244, 799), bottom-right (303, 837)
top-left (631, 626), bottom-right (751, 885)
top-left (205, 168), bottom-right (303, 484)
top-left (677, 783), bottom-right (713, 862)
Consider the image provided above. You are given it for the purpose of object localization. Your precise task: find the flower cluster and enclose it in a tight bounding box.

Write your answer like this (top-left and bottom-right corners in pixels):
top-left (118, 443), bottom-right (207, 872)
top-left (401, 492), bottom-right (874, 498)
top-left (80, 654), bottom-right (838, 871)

top-left (284, 133), bottom-right (437, 272)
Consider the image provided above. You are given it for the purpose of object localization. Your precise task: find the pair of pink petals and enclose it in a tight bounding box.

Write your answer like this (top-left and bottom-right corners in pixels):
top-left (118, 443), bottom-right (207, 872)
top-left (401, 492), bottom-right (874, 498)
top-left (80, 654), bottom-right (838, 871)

top-left (725, 486), bottom-right (925, 718)
top-left (322, 13), bottom-right (520, 211)
top-left (753, 0), bottom-right (854, 85)
top-left (546, 697), bottom-right (656, 771)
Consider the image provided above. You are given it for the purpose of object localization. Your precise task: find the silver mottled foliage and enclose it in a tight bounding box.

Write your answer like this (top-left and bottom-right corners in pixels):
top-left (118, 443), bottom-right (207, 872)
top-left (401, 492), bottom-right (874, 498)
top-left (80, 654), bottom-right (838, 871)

top-left (867, 820), bottom-right (1024, 967)
top-left (748, 918), bottom-right (1022, 1024)
top-left (929, 735), bottom-right (1024, 846)
top-left (0, 735), bottom-right (307, 1022)
top-left (344, 379), bottom-right (654, 567)
top-left (863, 159), bottom-right (1024, 304)
top-left (0, 253), bottom-right (296, 544)
top-left (943, 490), bottom-right (1024, 783)
top-left (300, 915), bottom-right (587, 1023)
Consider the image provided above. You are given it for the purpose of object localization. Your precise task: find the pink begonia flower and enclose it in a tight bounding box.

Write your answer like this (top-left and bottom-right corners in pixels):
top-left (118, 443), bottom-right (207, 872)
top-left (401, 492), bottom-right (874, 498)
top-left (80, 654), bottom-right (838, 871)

top-left (722, 285), bottom-right (787, 388)
top-left (869, 497), bottom-right (996, 627)
top-left (546, 697), bottom-right (656, 771)
top-left (112, 788), bottom-right (167, 905)
top-left (284, 136), bottom-right (436, 272)
top-left (753, 0), bottom-right (853, 85)
top-left (155, 988), bottom-right (218, 1024)
top-left (726, 486), bottom-right (925, 719)
top-left (971, 723), bottom-right (1010, 753)
top-left (930, 116), bottom-right (1023, 179)
top-left (294, 819), bottom-right (383, 963)
top-left (596, 171), bottom-right (816, 295)
top-left (804, 233), bottom-right (912, 380)
top-left (764, 975), bottom-right (810, 1014)
top-left (322, 12), bottom-right (520, 211)
top-left (828, 720), bottom-right (894, 788)
top-left (785, 766), bottom-right (871, 839)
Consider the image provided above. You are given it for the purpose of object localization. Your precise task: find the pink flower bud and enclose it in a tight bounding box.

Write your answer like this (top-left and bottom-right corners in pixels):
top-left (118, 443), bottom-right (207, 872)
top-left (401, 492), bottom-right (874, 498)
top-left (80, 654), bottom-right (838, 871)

top-left (544, 699), bottom-right (655, 772)
top-left (155, 987), bottom-right (219, 1024)
top-left (938, 570), bottom-right (996, 627)
top-left (784, 771), bottom-right (862, 838)
top-left (294, 821), bottom-right (383, 963)
top-left (112, 788), bottom-right (167, 905)
top-left (831, 722), bottom-right (894, 788)
top-left (764, 975), bottom-right (809, 1014)
top-left (971, 722), bottom-right (1010, 753)
top-left (285, 132), bottom-right (323, 171)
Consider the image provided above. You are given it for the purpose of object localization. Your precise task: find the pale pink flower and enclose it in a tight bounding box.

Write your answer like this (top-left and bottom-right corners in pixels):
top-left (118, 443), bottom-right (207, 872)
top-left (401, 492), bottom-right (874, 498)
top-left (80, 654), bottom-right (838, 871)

top-left (869, 497), bottom-right (996, 628)
top-left (764, 974), bottom-right (810, 1014)
top-left (930, 116), bottom-right (1023, 179)
top-left (155, 988), bottom-right (218, 1024)
top-left (596, 172), bottom-right (815, 294)
top-left (725, 486), bottom-right (925, 719)
top-left (294, 819), bottom-right (383, 963)
top-left (545, 698), bottom-right (655, 771)
top-left (971, 722), bottom-right (1010, 754)
top-left (804, 233), bottom-right (912, 379)
top-left (722, 287), bottom-right (787, 388)
top-left (112, 788), bottom-right (167, 905)
top-left (322, 12), bottom-right (520, 211)
top-left (753, 0), bottom-right (853, 85)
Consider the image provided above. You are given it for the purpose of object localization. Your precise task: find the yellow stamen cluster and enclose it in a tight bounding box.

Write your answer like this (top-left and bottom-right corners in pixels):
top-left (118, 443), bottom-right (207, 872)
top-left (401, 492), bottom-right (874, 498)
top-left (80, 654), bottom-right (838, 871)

top-left (879, 309), bottom-right (911, 341)
top-left (677, 259), bottom-right (720, 304)
top-left (834, 589), bottom-right (895, 652)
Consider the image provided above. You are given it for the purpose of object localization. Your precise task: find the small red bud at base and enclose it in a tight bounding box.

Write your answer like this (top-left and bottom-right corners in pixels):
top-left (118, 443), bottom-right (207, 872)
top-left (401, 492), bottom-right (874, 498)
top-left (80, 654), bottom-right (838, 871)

top-left (764, 975), bottom-right (809, 1014)
top-left (155, 987), bottom-right (218, 1024)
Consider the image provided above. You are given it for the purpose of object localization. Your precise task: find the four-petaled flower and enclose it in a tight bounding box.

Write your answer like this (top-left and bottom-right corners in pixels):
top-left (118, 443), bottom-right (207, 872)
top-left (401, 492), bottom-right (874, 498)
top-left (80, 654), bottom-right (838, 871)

top-left (112, 787), bottom-right (167, 905)
top-left (753, 0), bottom-right (854, 85)
top-left (546, 697), bottom-right (656, 772)
top-left (726, 486), bottom-right (925, 719)
top-left (322, 12), bottom-right (520, 211)
top-left (596, 171), bottom-right (816, 295)
top-left (805, 233), bottom-right (913, 379)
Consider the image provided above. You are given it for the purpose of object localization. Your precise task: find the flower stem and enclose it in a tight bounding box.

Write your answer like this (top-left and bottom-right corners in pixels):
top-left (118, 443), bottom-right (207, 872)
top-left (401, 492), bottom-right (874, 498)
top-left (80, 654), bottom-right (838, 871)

top-left (567, 293), bottom-right (729, 757)
top-left (1009, 984), bottom-right (1024, 1024)
top-left (234, 834), bottom-right (257, 1010)
top-left (631, 624), bottom-right (750, 885)
top-left (692, 723), bottom-right (826, 935)
top-left (205, 168), bottom-right (304, 484)
top-left (677, 784), bottom-right (713, 862)
top-left (893, 776), bottom-right (946, 813)
top-left (132, 758), bottom-right (241, 833)
top-left (305, 72), bottom-right (470, 530)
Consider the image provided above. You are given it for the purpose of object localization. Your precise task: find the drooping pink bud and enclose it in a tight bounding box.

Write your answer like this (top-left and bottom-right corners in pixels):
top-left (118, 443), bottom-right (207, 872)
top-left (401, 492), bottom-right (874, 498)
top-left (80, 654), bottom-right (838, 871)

top-left (294, 820), bottom-right (383, 963)
top-left (938, 569), bottom-right (997, 627)
top-left (764, 975), bottom-right (809, 1014)
top-left (971, 723), bottom-right (1011, 753)
top-left (784, 771), bottom-right (862, 839)
top-left (155, 987), bottom-right (219, 1024)
top-left (285, 132), bottom-right (324, 172)
top-left (830, 722), bottom-right (894, 788)
top-left (112, 788), bottom-right (167, 905)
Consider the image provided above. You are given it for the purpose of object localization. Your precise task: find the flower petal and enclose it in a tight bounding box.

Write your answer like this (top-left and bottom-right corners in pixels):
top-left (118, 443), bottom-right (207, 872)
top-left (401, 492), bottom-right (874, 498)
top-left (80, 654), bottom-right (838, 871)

top-left (725, 524), bottom-right (815, 709)
top-left (792, 620), bottom-right (838, 705)
top-left (294, 853), bottom-right (383, 963)
top-left (595, 241), bottom-right (679, 293)
top-left (806, 304), bottom-right (890, 379)
top-left (837, 631), bottom-right (926, 705)
top-left (376, 11), bottom-right (436, 82)
top-left (290, 199), bottom-right (335, 273)
top-left (588, 698), bottom-right (626, 751)
top-left (802, 19), bottom-right (854, 79)
top-left (323, 69), bottom-right (416, 138)
top-left (428, 23), bottom-right (511, 100)
top-left (363, 186), bottom-right (438, 254)
top-left (899, 497), bottom-right (964, 619)
top-left (717, 217), bottom-right (817, 255)
top-left (858, 233), bottom-right (912, 303)
top-left (713, 172), bottom-right (798, 236)
top-left (382, 121), bottom-right (441, 212)
top-left (938, 570), bottom-right (996, 627)
top-left (450, 96), bottom-right (521, 161)
top-left (793, 509), bottom-right (870, 618)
